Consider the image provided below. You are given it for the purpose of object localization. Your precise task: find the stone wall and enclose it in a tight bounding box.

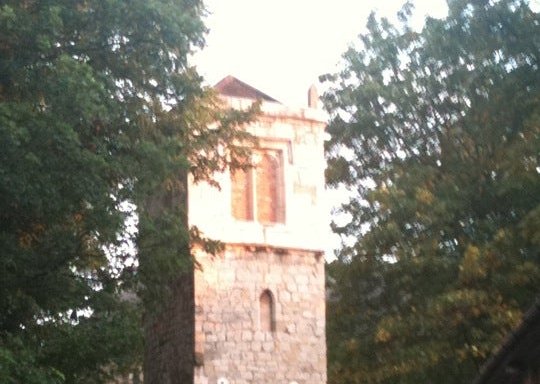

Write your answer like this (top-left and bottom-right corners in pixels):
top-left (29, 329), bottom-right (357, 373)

top-left (193, 244), bottom-right (326, 384)
top-left (187, 93), bottom-right (328, 384)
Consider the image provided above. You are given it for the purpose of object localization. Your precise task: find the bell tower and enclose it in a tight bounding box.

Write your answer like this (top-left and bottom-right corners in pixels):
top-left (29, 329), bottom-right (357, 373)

top-left (188, 76), bottom-right (327, 384)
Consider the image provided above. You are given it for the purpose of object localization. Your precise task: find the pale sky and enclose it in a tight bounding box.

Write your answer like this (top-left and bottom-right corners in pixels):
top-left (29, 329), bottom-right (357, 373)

top-left (193, 0), bottom-right (448, 107)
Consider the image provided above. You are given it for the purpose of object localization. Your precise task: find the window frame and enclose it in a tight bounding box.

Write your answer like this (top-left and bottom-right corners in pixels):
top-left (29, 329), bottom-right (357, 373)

top-left (230, 145), bottom-right (287, 225)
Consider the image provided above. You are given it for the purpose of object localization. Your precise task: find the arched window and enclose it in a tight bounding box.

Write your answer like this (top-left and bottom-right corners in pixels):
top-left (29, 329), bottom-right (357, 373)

top-left (259, 290), bottom-right (275, 332)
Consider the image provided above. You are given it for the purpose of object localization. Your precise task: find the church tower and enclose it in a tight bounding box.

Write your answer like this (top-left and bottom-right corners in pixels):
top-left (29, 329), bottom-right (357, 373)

top-left (188, 76), bottom-right (327, 384)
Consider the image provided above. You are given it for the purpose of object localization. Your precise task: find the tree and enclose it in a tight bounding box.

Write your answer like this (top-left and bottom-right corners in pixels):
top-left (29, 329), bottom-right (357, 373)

top-left (323, 0), bottom-right (540, 382)
top-left (0, 1), bottom-right (254, 382)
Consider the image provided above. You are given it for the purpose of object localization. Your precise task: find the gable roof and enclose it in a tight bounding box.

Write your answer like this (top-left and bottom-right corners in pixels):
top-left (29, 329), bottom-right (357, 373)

top-left (214, 76), bottom-right (279, 103)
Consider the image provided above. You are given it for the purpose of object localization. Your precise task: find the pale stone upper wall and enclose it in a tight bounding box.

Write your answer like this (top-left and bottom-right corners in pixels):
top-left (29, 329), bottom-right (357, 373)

top-left (188, 96), bottom-right (328, 252)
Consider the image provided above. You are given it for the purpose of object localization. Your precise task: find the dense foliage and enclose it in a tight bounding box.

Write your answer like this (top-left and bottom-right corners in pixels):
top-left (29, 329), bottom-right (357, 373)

top-left (323, 0), bottom-right (540, 382)
top-left (0, 1), bottom-right (254, 382)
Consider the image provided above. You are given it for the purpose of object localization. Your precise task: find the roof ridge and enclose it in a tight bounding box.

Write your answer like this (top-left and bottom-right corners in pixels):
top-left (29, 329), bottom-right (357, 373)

top-left (214, 75), bottom-right (279, 103)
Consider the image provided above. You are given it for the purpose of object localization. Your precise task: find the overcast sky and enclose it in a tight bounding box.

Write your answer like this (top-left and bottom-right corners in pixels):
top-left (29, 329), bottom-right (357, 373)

top-left (192, 0), bottom-right (448, 107)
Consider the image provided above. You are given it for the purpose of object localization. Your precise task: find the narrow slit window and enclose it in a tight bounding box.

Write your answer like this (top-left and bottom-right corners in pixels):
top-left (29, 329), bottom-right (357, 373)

top-left (231, 168), bottom-right (253, 221)
top-left (256, 152), bottom-right (280, 223)
top-left (259, 290), bottom-right (275, 332)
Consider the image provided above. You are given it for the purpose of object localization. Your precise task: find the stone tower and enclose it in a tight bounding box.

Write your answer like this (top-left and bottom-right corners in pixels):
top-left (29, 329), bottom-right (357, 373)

top-left (189, 76), bottom-right (327, 384)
